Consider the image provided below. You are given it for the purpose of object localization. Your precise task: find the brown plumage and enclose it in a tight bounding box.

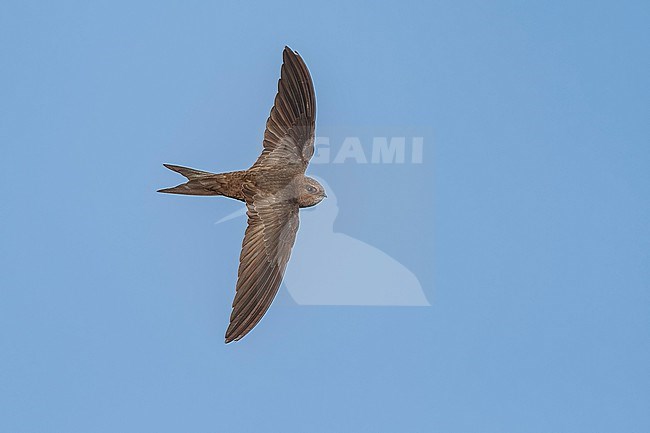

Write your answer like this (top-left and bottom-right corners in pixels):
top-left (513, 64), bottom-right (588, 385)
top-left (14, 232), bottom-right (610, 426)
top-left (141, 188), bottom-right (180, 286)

top-left (158, 47), bottom-right (326, 343)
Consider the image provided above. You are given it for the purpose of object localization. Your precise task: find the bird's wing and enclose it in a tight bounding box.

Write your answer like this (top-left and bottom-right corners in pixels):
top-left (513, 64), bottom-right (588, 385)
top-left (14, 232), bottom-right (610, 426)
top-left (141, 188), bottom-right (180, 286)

top-left (252, 46), bottom-right (316, 171)
top-left (225, 191), bottom-right (300, 343)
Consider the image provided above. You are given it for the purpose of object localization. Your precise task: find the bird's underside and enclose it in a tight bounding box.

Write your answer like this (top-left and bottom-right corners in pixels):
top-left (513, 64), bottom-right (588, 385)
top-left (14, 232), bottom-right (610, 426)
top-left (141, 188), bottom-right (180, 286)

top-left (158, 47), bottom-right (325, 343)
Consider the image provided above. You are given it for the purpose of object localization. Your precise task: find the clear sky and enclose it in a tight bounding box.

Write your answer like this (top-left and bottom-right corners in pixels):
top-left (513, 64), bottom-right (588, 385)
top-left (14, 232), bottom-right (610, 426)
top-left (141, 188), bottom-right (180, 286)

top-left (1, 1), bottom-right (649, 432)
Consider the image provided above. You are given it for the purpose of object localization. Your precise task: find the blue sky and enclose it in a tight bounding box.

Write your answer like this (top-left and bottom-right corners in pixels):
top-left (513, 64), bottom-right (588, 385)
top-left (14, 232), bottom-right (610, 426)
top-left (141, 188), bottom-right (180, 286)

top-left (1, 1), bottom-right (649, 432)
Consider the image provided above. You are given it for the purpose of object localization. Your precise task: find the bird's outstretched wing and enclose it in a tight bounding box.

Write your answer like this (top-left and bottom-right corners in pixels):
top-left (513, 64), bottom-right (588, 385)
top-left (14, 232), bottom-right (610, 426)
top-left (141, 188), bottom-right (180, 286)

top-left (253, 46), bottom-right (316, 171)
top-left (225, 190), bottom-right (300, 343)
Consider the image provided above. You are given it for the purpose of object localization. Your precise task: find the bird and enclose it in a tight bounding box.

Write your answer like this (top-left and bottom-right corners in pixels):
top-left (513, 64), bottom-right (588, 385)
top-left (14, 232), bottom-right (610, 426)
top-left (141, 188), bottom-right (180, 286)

top-left (158, 47), bottom-right (326, 343)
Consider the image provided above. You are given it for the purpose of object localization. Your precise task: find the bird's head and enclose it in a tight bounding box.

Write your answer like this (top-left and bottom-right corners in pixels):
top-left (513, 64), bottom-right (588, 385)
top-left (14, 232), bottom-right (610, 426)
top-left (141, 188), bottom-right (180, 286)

top-left (297, 176), bottom-right (327, 208)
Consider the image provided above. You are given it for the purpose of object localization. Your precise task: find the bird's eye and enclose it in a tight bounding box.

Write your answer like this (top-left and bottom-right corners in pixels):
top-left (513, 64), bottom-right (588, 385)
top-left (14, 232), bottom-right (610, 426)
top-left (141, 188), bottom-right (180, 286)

top-left (306, 185), bottom-right (317, 194)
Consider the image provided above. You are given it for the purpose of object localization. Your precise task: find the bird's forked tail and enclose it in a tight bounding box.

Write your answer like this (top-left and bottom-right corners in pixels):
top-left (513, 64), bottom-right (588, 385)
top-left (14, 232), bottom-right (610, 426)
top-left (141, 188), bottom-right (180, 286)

top-left (157, 164), bottom-right (221, 196)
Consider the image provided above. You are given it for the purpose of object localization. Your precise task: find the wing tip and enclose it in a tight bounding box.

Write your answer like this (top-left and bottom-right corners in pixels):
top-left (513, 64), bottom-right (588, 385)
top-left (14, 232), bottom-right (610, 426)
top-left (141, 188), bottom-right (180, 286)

top-left (224, 330), bottom-right (240, 344)
top-left (283, 45), bottom-right (303, 62)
